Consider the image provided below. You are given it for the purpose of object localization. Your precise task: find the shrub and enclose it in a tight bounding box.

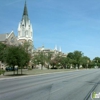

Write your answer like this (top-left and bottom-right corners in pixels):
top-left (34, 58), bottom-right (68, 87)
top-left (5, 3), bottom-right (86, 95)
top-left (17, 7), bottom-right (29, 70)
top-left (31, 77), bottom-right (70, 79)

top-left (28, 67), bottom-right (32, 70)
top-left (0, 69), bottom-right (5, 75)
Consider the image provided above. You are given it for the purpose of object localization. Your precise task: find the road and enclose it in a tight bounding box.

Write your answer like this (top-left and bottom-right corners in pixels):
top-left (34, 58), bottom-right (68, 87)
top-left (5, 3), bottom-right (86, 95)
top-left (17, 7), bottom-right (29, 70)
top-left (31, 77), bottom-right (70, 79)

top-left (0, 69), bottom-right (100, 100)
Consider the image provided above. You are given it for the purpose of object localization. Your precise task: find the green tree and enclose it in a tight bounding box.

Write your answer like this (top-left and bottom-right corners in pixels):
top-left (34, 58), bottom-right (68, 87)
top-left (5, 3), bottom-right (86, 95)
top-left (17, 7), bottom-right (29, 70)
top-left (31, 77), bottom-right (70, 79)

top-left (79, 56), bottom-right (90, 68)
top-left (23, 41), bottom-right (33, 53)
top-left (67, 52), bottom-right (74, 59)
top-left (45, 52), bottom-right (53, 69)
top-left (60, 57), bottom-right (67, 69)
top-left (0, 42), bottom-right (7, 63)
top-left (67, 51), bottom-right (83, 68)
top-left (32, 51), bottom-right (46, 70)
top-left (67, 52), bottom-right (76, 68)
top-left (5, 46), bottom-right (30, 74)
top-left (93, 57), bottom-right (100, 68)
top-left (73, 51), bottom-right (83, 68)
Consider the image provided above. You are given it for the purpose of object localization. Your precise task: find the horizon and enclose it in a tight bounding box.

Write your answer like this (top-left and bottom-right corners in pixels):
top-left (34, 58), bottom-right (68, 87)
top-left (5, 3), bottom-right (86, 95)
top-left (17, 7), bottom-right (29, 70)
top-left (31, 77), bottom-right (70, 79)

top-left (0, 0), bottom-right (100, 59)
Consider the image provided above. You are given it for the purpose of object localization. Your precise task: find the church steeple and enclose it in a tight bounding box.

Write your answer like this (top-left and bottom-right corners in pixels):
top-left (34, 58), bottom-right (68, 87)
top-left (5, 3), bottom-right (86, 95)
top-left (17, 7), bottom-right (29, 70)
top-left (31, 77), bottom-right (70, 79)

top-left (23, 1), bottom-right (28, 16)
top-left (18, 1), bottom-right (33, 44)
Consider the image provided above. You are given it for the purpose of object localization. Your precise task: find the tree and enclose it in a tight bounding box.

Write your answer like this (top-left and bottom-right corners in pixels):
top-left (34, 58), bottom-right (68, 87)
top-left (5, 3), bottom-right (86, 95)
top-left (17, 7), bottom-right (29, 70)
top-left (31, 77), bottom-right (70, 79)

top-left (79, 56), bottom-right (90, 68)
top-left (5, 46), bottom-right (30, 74)
top-left (73, 51), bottom-right (83, 68)
top-left (0, 42), bottom-right (7, 63)
top-left (67, 51), bottom-right (83, 68)
top-left (67, 52), bottom-right (76, 68)
top-left (67, 52), bottom-right (74, 59)
top-left (60, 57), bottom-right (67, 69)
top-left (32, 51), bottom-right (46, 70)
top-left (93, 57), bottom-right (100, 68)
top-left (23, 41), bottom-right (33, 53)
top-left (45, 52), bottom-right (53, 69)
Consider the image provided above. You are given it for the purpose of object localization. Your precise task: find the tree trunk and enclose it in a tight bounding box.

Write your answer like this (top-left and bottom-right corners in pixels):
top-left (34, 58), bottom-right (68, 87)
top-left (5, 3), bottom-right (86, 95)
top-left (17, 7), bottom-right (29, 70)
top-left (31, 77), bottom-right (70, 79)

top-left (52, 64), bottom-right (54, 69)
top-left (21, 67), bottom-right (23, 75)
top-left (17, 68), bottom-right (18, 75)
top-left (13, 66), bottom-right (15, 75)
top-left (48, 65), bottom-right (49, 69)
top-left (41, 65), bottom-right (43, 70)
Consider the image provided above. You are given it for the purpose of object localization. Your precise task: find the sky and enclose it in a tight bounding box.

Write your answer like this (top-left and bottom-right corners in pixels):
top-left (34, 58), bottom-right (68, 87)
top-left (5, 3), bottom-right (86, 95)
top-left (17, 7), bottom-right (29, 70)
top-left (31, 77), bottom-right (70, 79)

top-left (0, 0), bottom-right (100, 59)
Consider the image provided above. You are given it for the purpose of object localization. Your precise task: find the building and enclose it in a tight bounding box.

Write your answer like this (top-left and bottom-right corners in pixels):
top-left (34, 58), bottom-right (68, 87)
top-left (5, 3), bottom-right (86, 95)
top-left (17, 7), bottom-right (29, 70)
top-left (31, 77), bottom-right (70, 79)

top-left (0, 1), bottom-right (67, 69)
top-left (0, 31), bottom-right (18, 46)
top-left (18, 1), bottom-right (33, 53)
top-left (34, 45), bottom-right (67, 58)
top-left (0, 31), bottom-right (18, 70)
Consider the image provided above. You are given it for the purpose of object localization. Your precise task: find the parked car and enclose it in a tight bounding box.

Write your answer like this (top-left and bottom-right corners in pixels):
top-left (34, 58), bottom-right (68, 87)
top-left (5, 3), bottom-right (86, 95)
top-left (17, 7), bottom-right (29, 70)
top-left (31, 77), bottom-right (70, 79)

top-left (6, 67), bottom-right (18, 71)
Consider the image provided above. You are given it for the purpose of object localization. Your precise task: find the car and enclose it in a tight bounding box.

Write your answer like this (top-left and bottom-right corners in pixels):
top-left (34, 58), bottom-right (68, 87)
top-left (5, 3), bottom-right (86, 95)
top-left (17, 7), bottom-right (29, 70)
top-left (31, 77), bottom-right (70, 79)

top-left (6, 67), bottom-right (18, 71)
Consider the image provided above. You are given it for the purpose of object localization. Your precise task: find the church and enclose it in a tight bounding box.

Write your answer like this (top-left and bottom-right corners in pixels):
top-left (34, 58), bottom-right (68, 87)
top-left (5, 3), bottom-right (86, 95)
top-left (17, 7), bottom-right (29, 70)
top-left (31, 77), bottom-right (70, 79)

top-left (0, 2), bottom-right (34, 69)
top-left (18, 1), bottom-right (33, 53)
top-left (0, 1), bottom-right (67, 69)
top-left (0, 1), bottom-right (64, 54)
top-left (0, 1), bottom-right (33, 53)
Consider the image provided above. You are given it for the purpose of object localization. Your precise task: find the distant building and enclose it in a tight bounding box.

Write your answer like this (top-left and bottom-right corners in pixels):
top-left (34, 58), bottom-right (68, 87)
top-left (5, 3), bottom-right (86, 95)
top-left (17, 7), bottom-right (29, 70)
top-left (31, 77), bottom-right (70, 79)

top-left (33, 45), bottom-right (67, 58)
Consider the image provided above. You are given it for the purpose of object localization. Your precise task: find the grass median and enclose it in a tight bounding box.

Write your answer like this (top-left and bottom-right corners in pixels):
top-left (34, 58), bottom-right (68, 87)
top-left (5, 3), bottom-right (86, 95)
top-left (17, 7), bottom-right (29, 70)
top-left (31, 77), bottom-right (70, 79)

top-left (0, 69), bottom-right (78, 77)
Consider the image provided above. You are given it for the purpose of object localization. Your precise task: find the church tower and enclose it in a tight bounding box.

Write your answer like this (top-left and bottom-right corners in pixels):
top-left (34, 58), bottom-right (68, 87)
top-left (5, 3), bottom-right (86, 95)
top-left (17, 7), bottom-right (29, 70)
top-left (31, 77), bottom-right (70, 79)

top-left (18, 1), bottom-right (33, 52)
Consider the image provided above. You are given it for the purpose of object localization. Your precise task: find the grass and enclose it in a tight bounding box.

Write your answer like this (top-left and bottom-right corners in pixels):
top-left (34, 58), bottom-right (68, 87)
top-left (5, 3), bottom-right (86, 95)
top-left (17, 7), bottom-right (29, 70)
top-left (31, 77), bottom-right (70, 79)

top-left (2, 69), bottom-right (77, 77)
top-left (26, 69), bottom-right (76, 75)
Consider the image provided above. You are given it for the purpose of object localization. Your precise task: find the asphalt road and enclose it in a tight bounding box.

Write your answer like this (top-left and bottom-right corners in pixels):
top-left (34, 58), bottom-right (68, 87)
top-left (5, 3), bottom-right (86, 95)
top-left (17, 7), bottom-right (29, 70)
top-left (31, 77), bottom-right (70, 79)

top-left (0, 69), bottom-right (100, 100)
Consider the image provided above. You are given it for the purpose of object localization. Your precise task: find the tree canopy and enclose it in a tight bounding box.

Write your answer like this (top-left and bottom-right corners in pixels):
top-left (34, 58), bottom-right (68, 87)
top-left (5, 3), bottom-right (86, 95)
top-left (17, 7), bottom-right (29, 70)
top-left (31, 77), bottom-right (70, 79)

top-left (0, 42), bottom-right (30, 74)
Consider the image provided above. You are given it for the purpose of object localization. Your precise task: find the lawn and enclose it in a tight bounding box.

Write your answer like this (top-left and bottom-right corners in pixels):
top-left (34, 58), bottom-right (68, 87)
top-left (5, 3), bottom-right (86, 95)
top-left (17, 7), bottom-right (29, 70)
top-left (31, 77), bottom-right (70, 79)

top-left (2, 69), bottom-right (78, 77)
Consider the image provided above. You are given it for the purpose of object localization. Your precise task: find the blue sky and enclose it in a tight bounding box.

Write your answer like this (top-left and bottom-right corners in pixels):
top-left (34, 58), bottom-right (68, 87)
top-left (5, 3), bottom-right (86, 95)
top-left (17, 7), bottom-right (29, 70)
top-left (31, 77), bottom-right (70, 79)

top-left (0, 0), bottom-right (100, 59)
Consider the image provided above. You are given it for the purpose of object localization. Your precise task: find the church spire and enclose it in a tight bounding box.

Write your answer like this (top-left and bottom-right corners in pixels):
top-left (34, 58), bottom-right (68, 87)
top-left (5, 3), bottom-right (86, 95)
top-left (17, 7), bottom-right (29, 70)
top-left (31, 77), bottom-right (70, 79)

top-left (23, 1), bottom-right (28, 16)
top-left (18, 1), bottom-right (33, 46)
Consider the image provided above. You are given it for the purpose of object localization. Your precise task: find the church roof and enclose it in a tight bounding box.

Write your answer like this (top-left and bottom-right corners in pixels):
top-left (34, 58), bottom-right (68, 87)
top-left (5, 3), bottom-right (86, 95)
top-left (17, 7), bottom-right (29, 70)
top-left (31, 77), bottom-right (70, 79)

top-left (21, 1), bottom-right (29, 26)
top-left (0, 33), bottom-right (10, 41)
top-left (23, 1), bottom-right (28, 16)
